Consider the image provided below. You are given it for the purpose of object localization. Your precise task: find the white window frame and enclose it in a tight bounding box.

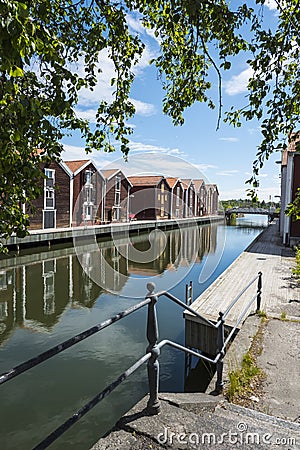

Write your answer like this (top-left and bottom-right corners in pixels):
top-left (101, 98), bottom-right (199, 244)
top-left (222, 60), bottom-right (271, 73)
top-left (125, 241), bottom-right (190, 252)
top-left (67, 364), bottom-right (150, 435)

top-left (176, 186), bottom-right (180, 206)
top-left (85, 170), bottom-right (93, 186)
top-left (114, 176), bottom-right (121, 207)
top-left (44, 168), bottom-right (55, 210)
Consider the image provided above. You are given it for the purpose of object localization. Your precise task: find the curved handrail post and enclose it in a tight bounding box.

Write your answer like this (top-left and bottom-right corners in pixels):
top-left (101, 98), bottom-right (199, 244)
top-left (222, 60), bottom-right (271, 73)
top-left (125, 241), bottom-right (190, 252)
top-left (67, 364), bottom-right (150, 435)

top-left (256, 271), bottom-right (262, 312)
top-left (215, 311), bottom-right (225, 393)
top-left (145, 282), bottom-right (161, 414)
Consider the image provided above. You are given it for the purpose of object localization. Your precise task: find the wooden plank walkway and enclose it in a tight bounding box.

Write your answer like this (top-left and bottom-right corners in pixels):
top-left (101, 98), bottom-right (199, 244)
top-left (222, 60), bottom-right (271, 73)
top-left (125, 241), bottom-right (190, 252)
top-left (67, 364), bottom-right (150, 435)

top-left (184, 220), bottom-right (299, 352)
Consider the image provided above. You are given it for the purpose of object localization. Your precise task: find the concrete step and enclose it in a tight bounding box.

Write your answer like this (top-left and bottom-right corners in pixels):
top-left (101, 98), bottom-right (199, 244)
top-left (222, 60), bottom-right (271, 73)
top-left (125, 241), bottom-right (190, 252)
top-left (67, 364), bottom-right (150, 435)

top-left (91, 393), bottom-right (300, 449)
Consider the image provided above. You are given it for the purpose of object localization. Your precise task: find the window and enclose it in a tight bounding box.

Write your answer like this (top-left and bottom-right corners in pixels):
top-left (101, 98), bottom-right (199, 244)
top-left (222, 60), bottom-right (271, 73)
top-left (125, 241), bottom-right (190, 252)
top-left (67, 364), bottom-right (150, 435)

top-left (43, 260), bottom-right (56, 315)
top-left (85, 205), bottom-right (92, 220)
top-left (45, 169), bottom-right (55, 188)
top-left (114, 176), bottom-right (121, 206)
top-left (44, 169), bottom-right (55, 210)
top-left (85, 187), bottom-right (92, 204)
top-left (0, 271), bottom-right (7, 290)
top-left (176, 186), bottom-right (180, 206)
top-left (113, 207), bottom-right (120, 221)
top-left (45, 189), bottom-right (54, 208)
top-left (161, 183), bottom-right (164, 193)
top-left (85, 170), bottom-right (92, 185)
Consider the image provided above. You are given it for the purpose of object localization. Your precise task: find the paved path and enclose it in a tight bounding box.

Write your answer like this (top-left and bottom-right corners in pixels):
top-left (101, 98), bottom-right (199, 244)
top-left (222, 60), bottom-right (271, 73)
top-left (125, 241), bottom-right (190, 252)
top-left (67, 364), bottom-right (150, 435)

top-left (185, 220), bottom-right (299, 348)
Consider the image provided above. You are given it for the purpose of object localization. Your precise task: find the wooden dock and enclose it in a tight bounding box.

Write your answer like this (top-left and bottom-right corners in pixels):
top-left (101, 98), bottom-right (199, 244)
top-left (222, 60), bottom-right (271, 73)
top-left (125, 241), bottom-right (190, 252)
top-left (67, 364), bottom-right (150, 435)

top-left (184, 220), bottom-right (298, 354)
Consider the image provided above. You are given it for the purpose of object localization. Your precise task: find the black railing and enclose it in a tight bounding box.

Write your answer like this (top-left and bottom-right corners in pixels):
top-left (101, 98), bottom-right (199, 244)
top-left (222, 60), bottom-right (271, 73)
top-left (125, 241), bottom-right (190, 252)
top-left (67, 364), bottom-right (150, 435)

top-left (0, 272), bottom-right (262, 449)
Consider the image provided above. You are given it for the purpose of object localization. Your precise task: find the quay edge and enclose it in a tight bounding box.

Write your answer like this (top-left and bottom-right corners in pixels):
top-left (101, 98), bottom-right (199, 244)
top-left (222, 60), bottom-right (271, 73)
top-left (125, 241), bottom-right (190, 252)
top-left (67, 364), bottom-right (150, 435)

top-left (1, 215), bottom-right (224, 252)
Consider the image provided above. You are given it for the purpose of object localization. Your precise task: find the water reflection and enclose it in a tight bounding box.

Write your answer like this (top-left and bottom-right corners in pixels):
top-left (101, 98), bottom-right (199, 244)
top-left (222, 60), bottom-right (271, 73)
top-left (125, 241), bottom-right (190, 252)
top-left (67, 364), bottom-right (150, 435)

top-left (0, 220), bottom-right (268, 450)
top-left (0, 225), bottom-right (217, 346)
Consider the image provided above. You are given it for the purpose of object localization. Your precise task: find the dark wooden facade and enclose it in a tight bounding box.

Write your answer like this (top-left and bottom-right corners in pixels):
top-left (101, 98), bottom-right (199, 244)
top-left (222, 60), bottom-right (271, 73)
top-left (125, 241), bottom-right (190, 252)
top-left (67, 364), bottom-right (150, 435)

top-left (101, 169), bottom-right (131, 222)
top-left (128, 176), bottom-right (170, 220)
top-left (28, 161), bottom-right (71, 230)
top-left (194, 179), bottom-right (207, 217)
top-left (206, 184), bottom-right (219, 215)
top-left (64, 160), bottom-right (104, 226)
top-left (181, 179), bottom-right (196, 218)
top-left (165, 178), bottom-right (184, 219)
top-left (290, 153), bottom-right (300, 239)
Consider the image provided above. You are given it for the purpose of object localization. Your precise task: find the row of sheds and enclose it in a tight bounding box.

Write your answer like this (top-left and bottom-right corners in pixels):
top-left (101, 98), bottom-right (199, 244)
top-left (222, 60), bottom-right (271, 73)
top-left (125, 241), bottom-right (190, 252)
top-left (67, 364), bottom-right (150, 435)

top-left (29, 158), bottom-right (219, 230)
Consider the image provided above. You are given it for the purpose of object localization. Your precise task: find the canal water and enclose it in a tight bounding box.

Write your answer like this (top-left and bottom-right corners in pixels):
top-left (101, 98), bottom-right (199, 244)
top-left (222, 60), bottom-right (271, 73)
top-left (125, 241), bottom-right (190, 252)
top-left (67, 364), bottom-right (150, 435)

top-left (0, 215), bottom-right (267, 449)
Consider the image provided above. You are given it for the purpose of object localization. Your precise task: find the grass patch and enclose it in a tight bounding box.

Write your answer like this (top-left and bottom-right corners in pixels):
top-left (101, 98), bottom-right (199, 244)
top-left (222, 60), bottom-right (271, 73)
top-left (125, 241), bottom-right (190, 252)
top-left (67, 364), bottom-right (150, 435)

top-left (257, 310), bottom-right (267, 322)
top-left (225, 318), bottom-right (267, 404)
top-left (292, 246), bottom-right (300, 282)
top-left (280, 311), bottom-right (287, 320)
top-left (226, 352), bottom-right (263, 402)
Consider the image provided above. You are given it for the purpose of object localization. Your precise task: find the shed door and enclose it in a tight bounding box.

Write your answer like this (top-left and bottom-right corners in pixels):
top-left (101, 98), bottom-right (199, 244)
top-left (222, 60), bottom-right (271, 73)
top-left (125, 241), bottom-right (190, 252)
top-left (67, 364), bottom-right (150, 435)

top-left (44, 210), bottom-right (55, 228)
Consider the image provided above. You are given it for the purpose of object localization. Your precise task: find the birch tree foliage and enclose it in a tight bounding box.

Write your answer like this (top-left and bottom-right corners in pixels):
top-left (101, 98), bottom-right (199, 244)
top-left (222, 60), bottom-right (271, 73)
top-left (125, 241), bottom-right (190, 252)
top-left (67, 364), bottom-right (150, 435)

top-left (0, 0), bottom-right (299, 245)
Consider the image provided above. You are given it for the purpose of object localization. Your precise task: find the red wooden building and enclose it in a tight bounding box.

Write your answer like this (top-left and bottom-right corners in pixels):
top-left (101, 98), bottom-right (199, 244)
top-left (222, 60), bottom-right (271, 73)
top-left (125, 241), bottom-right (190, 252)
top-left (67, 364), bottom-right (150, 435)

top-left (193, 179), bottom-right (207, 216)
top-left (205, 184), bottom-right (219, 215)
top-left (64, 160), bottom-right (105, 226)
top-left (28, 160), bottom-right (72, 230)
top-left (101, 169), bottom-right (132, 222)
top-left (280, 134), bottom-right (300, 245)
top-left (128, 176), bottom-right (170, 220)
top-left (181, 179), bottom-right (196, 218)
top-left (165, 177), bottom-right (184, 219)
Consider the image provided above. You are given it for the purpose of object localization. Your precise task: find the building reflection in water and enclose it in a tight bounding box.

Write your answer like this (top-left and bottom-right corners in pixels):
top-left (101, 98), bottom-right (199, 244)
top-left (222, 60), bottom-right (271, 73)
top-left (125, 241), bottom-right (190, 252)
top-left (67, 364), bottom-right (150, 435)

top-left (0, 224), bottom-right (217, 346)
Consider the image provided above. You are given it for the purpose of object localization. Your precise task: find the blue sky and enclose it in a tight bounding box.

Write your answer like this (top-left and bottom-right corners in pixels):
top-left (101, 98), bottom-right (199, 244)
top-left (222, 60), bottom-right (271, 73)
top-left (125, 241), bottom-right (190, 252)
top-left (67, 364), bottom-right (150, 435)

top-left (62, 0), bottom-right (281, 202)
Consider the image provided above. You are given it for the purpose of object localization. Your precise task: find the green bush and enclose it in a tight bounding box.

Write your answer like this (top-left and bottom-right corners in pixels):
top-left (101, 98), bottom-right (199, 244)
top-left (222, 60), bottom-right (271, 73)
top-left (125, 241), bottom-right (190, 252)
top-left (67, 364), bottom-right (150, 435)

top-left (292, 246), bottom-right (300, 281)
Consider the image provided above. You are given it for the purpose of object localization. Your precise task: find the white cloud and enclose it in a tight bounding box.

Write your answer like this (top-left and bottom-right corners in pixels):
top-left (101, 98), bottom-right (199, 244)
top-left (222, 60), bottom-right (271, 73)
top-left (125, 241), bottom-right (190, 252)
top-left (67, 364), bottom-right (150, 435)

top-left (126, 14), bottom-right (162, 46)
top-left (75, 98), bottom-right (155, 123)
top-left (216, 170), bottom-right (240, 177)
top-left (258, 173), bottom-right (268, 178)
top-left (128, 141), bottom-right (183, 155)
top-left (62, 144), bottom-right (87, 160)
top-left (194, 163), bottom-right (218, 172)
top-left (130, 98), bottom-right (156, 116)
top-left (74, 46), bottom-right (155, 117)
top-left (97, 150), bottom-right (218, 182)
top-left (126, 15), bottom-right (146, 35)
top-left (224, 67), bottom-right (254, 96)
top-left (218, 137), bottom-right (239, 143)
top-left (62, 144), bottom-right (113, 168)
top-left (265, 0), bottom-right (278, 10)
top-left (74, 108), bottom-right (98, 122)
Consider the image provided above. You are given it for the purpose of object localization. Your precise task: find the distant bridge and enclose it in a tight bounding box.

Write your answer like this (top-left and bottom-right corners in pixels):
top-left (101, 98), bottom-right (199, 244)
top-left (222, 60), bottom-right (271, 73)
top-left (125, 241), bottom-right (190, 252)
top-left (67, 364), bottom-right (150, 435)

top-left (225, 207), bottom-right (277, 221)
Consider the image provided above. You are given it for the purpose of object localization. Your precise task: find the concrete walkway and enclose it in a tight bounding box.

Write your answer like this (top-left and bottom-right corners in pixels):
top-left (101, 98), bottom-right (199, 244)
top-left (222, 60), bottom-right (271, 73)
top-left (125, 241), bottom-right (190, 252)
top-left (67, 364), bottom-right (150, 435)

top-left (92, 221), bottom-right (300, 449)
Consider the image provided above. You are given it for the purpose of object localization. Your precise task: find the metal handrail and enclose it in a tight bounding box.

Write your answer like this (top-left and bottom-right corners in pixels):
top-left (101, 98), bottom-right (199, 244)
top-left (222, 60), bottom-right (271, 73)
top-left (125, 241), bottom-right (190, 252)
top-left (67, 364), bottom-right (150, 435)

top-left (0, 272), bottom-right (263, 449)
top-left (156, 289), bottom-right (218, 328)
top-left (222, 272), bottom-right (261, 319)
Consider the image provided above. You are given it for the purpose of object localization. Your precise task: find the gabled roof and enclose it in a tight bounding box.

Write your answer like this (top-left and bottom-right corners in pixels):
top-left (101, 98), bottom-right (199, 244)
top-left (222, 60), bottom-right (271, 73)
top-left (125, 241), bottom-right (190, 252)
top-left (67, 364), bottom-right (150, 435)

top-left (63, 159), bottom-right (106, 180)
top-left (128, 176), bottom-right (164, 187)
top-left (181, 179), bottom-right (194, 190)
top-left (206, 184), bottom-right (219, 194)
top-left (64, 159), bottom-right (91, 174)
top-left (165, 177), bottom-right (182, 189)
top-left (193, 179), bottom-right (205, 192)
top-left (101, 168), bottom-right (132, 186)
